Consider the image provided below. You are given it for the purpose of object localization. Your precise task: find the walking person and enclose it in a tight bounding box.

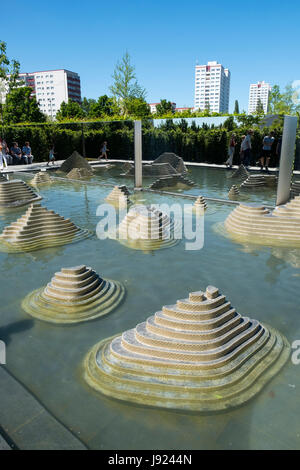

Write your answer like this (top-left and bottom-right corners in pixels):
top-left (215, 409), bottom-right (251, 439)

top-left (47, 145), bottom-right (56, 166)
top-left (98, 141), bottom-right (109, 161)
top-left (240, 130), bottom-right (253, 169)
top-left (225, 133), bottom-right (237, 168)
top-left (0, 143), bottom-right (8, 171)
top-left (22, 141), bottom-right (34, 164)
top-left (260, 132), bottom-right (275, 173)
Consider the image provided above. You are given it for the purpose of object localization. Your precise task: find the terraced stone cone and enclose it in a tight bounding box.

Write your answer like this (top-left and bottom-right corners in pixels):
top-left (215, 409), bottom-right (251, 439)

top-left (0, 179), bottom-right (42, 208)
top-left (224, 201), bottom-right (300, 246)
top-left (115, 204), bottom-right (178, 251)
top-left (30, 171), bottom-right (52, 186)
top-left (67, 167), bottom-right (93, 179)
top-left (22, 265), bottom-right (125, 323)
top-left (240, 175), bottom-right (265, 189)
top-left (291, 181), bottom-right (300, 198)
top-left (84, 285), bottom-right (290, 411)
top-left (149, 174), bottom-right (194, 190)
top-left (193, 196), bottom-right (207, 211)
top-left (228, 185), bottom-right (240, 199)
top-left (0, 203), bottom-right (90, 252)
top-left (0, 173), bottom-right (7, 182)
top-left (229, 165), bottom-right (249, 179)
top-left (105, 186), bottom-right (131, 209)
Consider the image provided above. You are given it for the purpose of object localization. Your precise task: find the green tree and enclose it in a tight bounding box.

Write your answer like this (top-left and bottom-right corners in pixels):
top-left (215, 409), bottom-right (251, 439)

top-left (3, 87), bottom-right (46, 123)
top-left (223, 116), bottom-right (237, 131)
top-left (109, 52), bottom-right (146, 115)
top-left (236, 113), bottom-right (262, 127)
top-left (156, 99), bottom-right (174, 116)
top-left (234, 100), bottom-right (239, 114)
top-left (255, 98), bottom-right (265, 114)
top-left (268, 83), bottom-right (300, 115)
top-left (81, 97), bottom-right (96, 115)
top-left (56, 100), bottom-right (85, 121)
top-left (88, 95), bottom-right (118, 118)
top-left (124, 97), bottom-right (150, 118)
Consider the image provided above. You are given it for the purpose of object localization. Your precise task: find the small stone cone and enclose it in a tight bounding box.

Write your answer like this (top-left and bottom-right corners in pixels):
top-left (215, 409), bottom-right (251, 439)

top-left (22, 265), bottom-right (125, 323)
top-left (228, 185), bottom-right (240, 199)
top-left (193, 195), bottom-right (207, 211)
top-left (30, 171), bottom-right (52, 185)
top-left (105, 185), bottom-right (131, 209)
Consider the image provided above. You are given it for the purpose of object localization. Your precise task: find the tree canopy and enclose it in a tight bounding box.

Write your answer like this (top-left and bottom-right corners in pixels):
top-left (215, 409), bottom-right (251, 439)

top-left (3, 87), bottom-right (46, 123)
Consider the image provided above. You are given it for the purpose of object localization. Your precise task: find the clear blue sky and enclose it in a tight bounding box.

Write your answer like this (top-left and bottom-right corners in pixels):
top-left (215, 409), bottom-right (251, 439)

top-left (2, 0), bottom-right (299, 112)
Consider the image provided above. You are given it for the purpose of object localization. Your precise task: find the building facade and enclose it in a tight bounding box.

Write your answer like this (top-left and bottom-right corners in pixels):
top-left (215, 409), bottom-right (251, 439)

top-left (14, 69), bottom-right (81, 118)
top-left (248, 81), bottom-right (271, 114)
top-left (194, 61), bottom-right (230, 113)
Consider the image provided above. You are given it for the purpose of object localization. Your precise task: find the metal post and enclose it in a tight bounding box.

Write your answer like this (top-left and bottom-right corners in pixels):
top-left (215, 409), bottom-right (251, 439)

top-left (276, 116), bottom-right (298, 206)
top-left (134, 120), bottom-right (142, 189)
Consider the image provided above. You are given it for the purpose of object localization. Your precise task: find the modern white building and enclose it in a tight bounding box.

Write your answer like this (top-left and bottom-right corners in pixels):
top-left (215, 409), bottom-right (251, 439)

top-left (194, 61), bottom-right (230, 113)
top-left (248, 81), bottom-right (271, 114)
top-left (11, 69), bottom-right (81, 118)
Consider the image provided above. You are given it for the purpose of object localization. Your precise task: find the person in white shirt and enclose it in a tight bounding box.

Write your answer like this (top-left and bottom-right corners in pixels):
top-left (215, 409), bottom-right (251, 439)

top-left (240, 130), bottom-right (253, 168)
top-left (0, 143), bottom-right (8, 170)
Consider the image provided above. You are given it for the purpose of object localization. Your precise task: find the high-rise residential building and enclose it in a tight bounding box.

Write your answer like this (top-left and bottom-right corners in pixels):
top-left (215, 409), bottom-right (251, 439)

top-left (7, 69), bottom-right (81, 118)
top-left (248, 81), bottom-right (271, 114)
top-left (194, 61), bottom-right (230, 113)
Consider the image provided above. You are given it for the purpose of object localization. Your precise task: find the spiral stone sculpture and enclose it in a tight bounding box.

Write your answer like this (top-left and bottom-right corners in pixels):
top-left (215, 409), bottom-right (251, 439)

top-left (229, 165), bottom-right (249, 179)
top-left (149, 175), bottom-right (194, 190)
top-left (224, 197), bottom-right (300, 246)
top-left (114, 204), bottom-right (179, 251)
top-left (105, 186), bottom-right (132, 209)
top-left (0, 174), bottom-right (7, 182)
top-left (291, 181), bottom-right (300, 198)
top-left (240, 175), bottom-right (265, 189)
top-left (22, 265), bottom-right (125, 323)
top-left (228, 185), bottom-right (240, 199)
top-left (30, 171), bottom-right (52, 186)
top-left (193, 195), bottom-right (207, 212)
top-left (84, 285), bottom-right (290, 411)
top-left (67, 168), bottom-right (93, 179)
top-left (0, 203), bottom-right (90, 252)
top-left (0, 179), bottom-right (42, 208)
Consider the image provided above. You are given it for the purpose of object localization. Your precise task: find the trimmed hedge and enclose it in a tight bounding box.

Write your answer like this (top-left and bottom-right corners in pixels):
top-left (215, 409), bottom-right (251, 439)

top-left (1, 121), bottom-right (299, 169)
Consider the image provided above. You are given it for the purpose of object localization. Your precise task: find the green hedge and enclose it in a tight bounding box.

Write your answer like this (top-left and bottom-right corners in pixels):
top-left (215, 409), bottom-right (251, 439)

top-left (1, 121), bottom-right (298, 169)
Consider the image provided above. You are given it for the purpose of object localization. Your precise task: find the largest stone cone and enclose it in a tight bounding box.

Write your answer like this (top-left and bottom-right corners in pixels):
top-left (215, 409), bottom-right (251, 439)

top-left (22, 265), bottom-right (125, 323)
top-left (0, 203), bottom-right (90, 252)
top-left (0, 179), bottom-right (42, 208)
top-left (84, 285), bottom-right (290, 411)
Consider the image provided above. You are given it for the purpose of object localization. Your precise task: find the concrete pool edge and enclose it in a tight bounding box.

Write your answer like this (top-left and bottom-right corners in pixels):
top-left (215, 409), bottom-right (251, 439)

top-left (0, 367), bottom-right (87, 450)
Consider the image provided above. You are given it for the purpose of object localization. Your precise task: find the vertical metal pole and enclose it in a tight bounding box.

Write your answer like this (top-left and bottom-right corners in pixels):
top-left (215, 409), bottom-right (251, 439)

top-left (134, 120), bottom-right (142, 189)
top-left (276, 115), bottom-right (298, 206)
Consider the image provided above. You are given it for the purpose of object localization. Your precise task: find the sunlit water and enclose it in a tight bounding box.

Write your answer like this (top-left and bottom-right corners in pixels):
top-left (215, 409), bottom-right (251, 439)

top-left (1, 166), bottom-right (300, 450)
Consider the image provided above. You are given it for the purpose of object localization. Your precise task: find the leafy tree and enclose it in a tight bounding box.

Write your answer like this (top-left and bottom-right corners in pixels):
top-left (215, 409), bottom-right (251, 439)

top-left (223, 116), bottom-right (237, 131)
top-left (0, 41), bottom-right (21, 91)
top-left (88, 95), bottom-right (118, 118)
top-left (268, 83), bottom-right (300, 115)
top-left (56, 100), bottom-right (85, 121)
top-left (235, 113), bottom-right (262, 127)
top-left (81, 97), bottom-right (96, 115)
top-left (256, 98), bottom-right (265, 114)
top-left (234, 100), bottom-right (239, 114)
top-left (124, 97), bottom-right (150, 118)
top-left (3, 87), bottom-right (46, 123)
top-left (109, 52), bottom-right (146, 115)
top-left (155, 99), bottom-right (174, 116)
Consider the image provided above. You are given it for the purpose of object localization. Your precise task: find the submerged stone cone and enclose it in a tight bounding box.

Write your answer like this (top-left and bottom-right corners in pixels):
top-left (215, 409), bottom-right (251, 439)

top-left (67, 167), bottom-right (93, 179)
top-left (0, 203), bottom-right (90, 252)
top-left (84, 285), bottom-right (290, 411)
top-left (228, 185), bottom-right (240, 199)
top-left (30, 171), bottom-right (52, 186)
top-left (114, 204), bottom-right (178, 251)
top-left (0, 173), bottom-right (7, 181)
top-left (240, 175), bottom-right (265, 189)
top-left (149, 174), bottom-right (194, 190)
top-left (193, 195), bottom-right (207, 212)
top-left (225, 198), bottom-right (300, 246)
top-left (0, 180), bottom-right (42, 208)
top-left (105, 185), bottom-right (131, 209)
top-left (60, 151), bottom-right (93, 173)
top-left (22, 265), bottom-right (125, 323)
top-left (291, 181), bottom-right (300, 198)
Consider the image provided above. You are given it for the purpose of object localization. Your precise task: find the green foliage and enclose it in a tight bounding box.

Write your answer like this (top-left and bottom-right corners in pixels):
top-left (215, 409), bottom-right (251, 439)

top-left (223, 116), bottom-right (237, 131)
top-left (81, 97), bottom-right (96, 115)
top-left (235, 113), bottom-right (262, 127)
top-left (56, 100), bottom-right (85, 121)
top-left (88, 95), bottom-right (118, 118)
top-left (155, 99), bottom-right (174, 116)
top-left (269, 83), bottom-right (300, 115)
top-left (123, 97), bottom-right (150, 118)
top-left (3, 87), bottom-right (46, 124)
top-left (234, 100), bottom-right (239, 114)
top-left (0, 40), bottom-right (21, 91)
top-left (256, 98), bottom-right (265, 114)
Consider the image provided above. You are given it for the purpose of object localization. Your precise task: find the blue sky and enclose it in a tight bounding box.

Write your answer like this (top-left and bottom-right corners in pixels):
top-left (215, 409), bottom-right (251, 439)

top-left (2, 0), bottom-right (299, 111)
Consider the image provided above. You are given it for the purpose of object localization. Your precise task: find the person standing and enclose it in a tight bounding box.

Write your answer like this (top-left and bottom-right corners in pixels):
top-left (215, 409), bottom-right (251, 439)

top-left (47, 145), bottom-right (56, 166)
top-left (0, 143), bottom-right (8, 170)
top-left (0, 138), bottom-right (12, 165)
top-left (225, 134), bottom-right (237, 168)
top-left (98, 141), bottom-right (109, 161)
top-left (22, 141), bottom-right (34, 164)
top-left (240, 130), bottom-right (253, 169)
top-left (260, 132), bottom-right (275, 173)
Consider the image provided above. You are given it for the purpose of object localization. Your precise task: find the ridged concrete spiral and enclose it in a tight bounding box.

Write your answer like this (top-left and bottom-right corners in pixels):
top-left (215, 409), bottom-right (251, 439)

top-left (22, 265), bottom-right (125, 323)
top-left (224, 197), bottom-right (300, 246)
top-left (114, 204), bottom-right (179, 251)
top-left (0, 173), bottom-right (7, 182)
top-left (84, 285), bottom-right (290, 411)
top-left (0, 203), bottom-right (90, 252)
top-left (30, 171), bottom-right (52, 186)
top-left (229, 165), bottom-right (249, 179)
top-left (0, 179), bottom-right (42, 208)
top-left (291, 181), bottom-right (300, 198)
top-left (228, 185), bottom-right (240, 199)
top-left (67, 168), bottom-right (93, 179)
top-left (149, 174), bottom-right (194, 190)
top-left (105, 186), bottom-right (132, 209)
top-left (193, 196), bottom-right (207, 212)
top-left (240, 175), bottom-right (265, 189)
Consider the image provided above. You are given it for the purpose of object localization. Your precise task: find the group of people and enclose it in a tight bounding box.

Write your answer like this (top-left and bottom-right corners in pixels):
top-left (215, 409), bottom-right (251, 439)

top-left (225, 131), bottom-right (282, 172)
top-left (0, 138), bottom-right (34, 168)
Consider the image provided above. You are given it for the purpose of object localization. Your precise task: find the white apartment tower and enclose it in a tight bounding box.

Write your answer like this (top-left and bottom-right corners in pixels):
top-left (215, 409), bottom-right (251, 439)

top-left (16, 69), bottom-right (81, 118)
top-left (248, 81), bottom-right (271, 114)
top-left (194, 61), bottom-right (230, 113)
